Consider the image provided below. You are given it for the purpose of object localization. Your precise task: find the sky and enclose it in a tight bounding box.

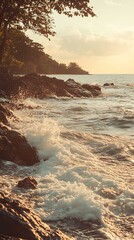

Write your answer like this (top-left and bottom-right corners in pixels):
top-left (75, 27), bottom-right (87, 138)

top-left (27, 0), bottom-right (134, 74)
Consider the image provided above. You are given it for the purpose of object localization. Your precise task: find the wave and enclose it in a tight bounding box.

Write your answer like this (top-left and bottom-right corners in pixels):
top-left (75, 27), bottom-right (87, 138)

top-left (5, 98), bottom-right (133, 239)
top-left (67, 106), bottom-right (87, 112)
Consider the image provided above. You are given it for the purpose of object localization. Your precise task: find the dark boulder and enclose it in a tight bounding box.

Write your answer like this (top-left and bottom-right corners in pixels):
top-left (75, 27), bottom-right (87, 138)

top-left (24, 73), bottom-right (40, 80)
top-left (17, 176), bottom-right (38, 189)
top-left (0, 89), bottom-right (8, 99)
top-left (103, 83), bottom-right (114, 87)
top-left (0, 234), bottom-right (22, 239)
top-left (82, 84), bottom-right (101, 97)
top-left (65, 79), bottom-right (101, 97)
top-left (0, 111), bottom-right (8, 125)
top-left (0, 192), bottom-right (71, 240)
top-left (0, 124), bottom-right (39, 166)
top-left (0, 103), bottom-right (13, 124)
top-left (66, 78), bottom-right (81, 87)
top-left (0, 73), bottom-right (13, 94)
top-left (0, 74), bottom-right (102, 99)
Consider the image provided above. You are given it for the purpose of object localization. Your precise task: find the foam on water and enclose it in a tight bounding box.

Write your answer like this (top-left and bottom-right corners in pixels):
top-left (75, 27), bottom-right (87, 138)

top-left (0, 97), bottom-right (9, 102)
top-left (11, 110), bottom-right (103, 221)
top-left (9, 102), bottom-right (134, 240)
top-left (35, 178), bottom-right (102, 221)
top-left (4, 74), bottom-right (134, 239)
top-left (22, 98), bottom-right (42, 108)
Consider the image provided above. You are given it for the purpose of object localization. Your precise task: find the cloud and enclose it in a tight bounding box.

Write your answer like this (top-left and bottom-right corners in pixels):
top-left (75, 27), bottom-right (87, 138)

top-left (59, 31), bottom-right (134, 57)
top-left (39, 28), bottom-right (134, 73)
top-left (105, 0), bottom-right (122, 6)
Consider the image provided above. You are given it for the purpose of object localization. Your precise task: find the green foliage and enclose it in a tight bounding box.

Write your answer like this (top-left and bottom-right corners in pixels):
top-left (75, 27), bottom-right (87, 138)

top-left (67, 62), bottom-right (87, 74)
top-left (4, 29), bottom-right (89, 74)
top-left (0, 1), bottom-right (95, 64)
top-left (0, 1), bottom-right (95, 36)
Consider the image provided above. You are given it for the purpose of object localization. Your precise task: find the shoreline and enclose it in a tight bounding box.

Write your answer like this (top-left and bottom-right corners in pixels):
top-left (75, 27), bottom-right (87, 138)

top-left (0, 96), bottom-right (73, 240)
top-left (0, 73), bottom-right (101, 99)
top-left (0, 73), bottom-right (102, 240)
top-left (0, 73), bottom-right (133, 240)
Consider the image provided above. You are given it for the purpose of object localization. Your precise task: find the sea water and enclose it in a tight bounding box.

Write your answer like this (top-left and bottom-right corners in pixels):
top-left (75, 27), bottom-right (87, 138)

top-left (1, 74), bottom-right (134, 239)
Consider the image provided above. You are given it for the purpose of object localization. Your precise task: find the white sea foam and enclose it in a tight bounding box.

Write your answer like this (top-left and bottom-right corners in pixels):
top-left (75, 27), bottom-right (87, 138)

top-left (7, 75), bottom-right (134, 239)
top-left (22, 98), bottom-right (42, 108)
top-left (34, 180), bottom-right (102, 221)
top-left (0, 97), bottom-right (9, 102)
top-left (9, 105), bottom-right (134, 229)
top-left (10, 109), bottom-right (104, 221)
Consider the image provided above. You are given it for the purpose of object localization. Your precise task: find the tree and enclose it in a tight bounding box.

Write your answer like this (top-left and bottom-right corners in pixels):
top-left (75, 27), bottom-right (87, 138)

top-left (67, 62), bottom-right (88, 74)
top-left (2, 29), bottom-right (89, 74)
top-left (0, 0), bottom-right (95, 64)
top-left (2, 28), bottom-right (44, 73)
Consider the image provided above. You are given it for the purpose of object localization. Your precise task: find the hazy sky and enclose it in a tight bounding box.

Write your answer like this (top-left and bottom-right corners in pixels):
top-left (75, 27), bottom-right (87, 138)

top-left (28, 0), bottom-right (134, 74)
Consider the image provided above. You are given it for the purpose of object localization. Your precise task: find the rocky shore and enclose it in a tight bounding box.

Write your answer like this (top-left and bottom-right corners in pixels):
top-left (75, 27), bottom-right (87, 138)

top-left (0, 101), bottom-right (73, 239)
top-left (0, 103), bottom-right (39, 166)
top-left (0, 73), bottom-right (102, 165)
top-left (0, 73), bottom-right (101, 99)
top-left (0, 73), bottom-right (102, 239)
top-left (0, 192), bottom-right (72, 240)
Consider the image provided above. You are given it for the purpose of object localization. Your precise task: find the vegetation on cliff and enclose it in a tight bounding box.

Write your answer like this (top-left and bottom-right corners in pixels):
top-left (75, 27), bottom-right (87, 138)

top-left (2, 28), bottom-right (89, 74)
top-left (0, 1), bottom-right (95, 64)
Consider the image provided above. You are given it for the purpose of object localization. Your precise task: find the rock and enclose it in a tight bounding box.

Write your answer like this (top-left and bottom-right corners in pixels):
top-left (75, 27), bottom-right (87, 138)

top-left (0, 102), bottom-right (39, 166)
top-left (0, 192), bottom-right (72, 240)
top-left (65, 79), bottom-right (101, 97)
top-left (0, 74), bottom-right (102, 99)
top-left (0, 234), bottom-right (22, 239)
top-left (24, 73), bottom-right (40, 80)
top-left (0, 111), bottom-right (8, 125)
top-left (0, 124), bottom-right (39, 166)
top-left (82, 84), bottom-right (101, 97)
top-left (0, 103), bottom-right (12, 116)
top-left (0, 66), bottom-right (9, 74)
top-left (0, 73), bottom-right (13, 94)
top-left (103, 83), bottom-right (114, 87)
top-left (0, 90), bottom-right (8, 99)
top-left (17, 176), bottom-right (38, 189)
top-left (66, 78), bottom-right (81, 87)
top-left (0, 103), bottom-right (13, 124)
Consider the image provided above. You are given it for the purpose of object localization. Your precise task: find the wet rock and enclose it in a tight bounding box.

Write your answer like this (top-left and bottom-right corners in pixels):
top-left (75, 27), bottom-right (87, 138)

top-left (66, 78), bottom-right (81, 87)
top-left (17, 176), bottom-right (38, 189)
top-left (0, 192), bottom-right (71, 240)
top-left (0, 103), bottom-right (13, 124)
top-left (0, 111), bottom-right (8, 125)
top-left (0, 90), bottom-right (8, 99)
top-left (0, 102), bottom-right (39, 166)
top-left (0, 66), bottom-right (9, 74)
top-left (0, 124), bottom-right (39, 166)
top-left (0, 74), bottom-right (101, 99)
top-left (0, 103), bottom-right (12, 116)
top-left (0, 234), bottom-right (22, 239)
top-left (82, 84), bottom-right (101, 97)
top-left (103, 83), bottom-right (114, 87)
top-left (0, 73), bottom-right (13, 94)
top-left (25, 72), bottom-right (40, 80)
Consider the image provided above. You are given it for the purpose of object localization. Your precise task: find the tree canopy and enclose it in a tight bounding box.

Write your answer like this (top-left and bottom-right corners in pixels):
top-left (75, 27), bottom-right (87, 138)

top-left (0, 1), bottom-right (95, 36)
top-left (0, 1), bottom-right (95, 64)
top-left (3, 28), bottom-right (89, 74)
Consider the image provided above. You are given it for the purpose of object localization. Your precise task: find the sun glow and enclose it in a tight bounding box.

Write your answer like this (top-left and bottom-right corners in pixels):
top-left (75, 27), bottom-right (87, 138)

top-left (28, 0), bottom-right (134, 73)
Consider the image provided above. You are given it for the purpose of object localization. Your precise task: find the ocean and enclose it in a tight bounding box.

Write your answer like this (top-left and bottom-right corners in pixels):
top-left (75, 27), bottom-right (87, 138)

top-left (1, 74), bottom-right (134, 239)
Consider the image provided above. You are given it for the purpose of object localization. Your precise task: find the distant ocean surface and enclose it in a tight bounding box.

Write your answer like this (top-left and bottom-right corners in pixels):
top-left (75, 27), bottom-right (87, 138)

top-left (1, 74), bottom-right (134, 239)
